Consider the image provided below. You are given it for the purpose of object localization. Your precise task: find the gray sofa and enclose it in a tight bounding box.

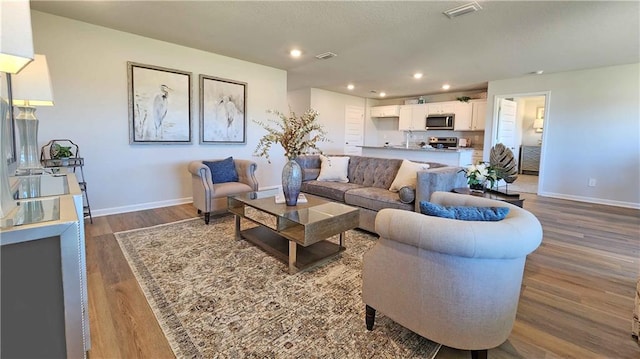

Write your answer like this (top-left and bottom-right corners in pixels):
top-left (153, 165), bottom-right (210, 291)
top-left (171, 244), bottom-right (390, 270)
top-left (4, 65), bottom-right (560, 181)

top-left (295, 155), bottom-right (466, 232)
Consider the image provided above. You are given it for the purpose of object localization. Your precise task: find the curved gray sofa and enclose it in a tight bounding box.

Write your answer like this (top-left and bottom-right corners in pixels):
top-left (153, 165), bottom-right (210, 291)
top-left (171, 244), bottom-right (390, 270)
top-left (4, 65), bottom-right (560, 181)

top-left (295, 155), bottom-right (466, 232)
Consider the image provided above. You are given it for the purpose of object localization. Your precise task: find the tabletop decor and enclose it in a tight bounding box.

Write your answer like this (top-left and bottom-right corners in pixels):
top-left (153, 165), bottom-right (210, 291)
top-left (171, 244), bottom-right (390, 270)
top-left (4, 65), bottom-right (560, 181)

top-left (460, 162), bottom-right (498, 193)
top-left (254, 109), bottom-right (327, 205)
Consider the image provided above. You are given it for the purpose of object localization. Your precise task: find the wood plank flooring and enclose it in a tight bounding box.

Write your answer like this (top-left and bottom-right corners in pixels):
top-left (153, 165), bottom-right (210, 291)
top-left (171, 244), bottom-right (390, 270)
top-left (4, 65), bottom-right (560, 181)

top-left (84, 195), bottom-right (640, 358)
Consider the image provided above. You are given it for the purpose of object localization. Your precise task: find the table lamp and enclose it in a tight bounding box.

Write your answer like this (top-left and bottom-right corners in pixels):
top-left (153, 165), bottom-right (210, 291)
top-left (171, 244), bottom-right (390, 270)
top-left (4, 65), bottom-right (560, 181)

top-left (533, 118), bottom-right (544, 133)
top-left (0, 0), bottom-right (35, 224)
top-left (11, 54), bottom-right (54, 175)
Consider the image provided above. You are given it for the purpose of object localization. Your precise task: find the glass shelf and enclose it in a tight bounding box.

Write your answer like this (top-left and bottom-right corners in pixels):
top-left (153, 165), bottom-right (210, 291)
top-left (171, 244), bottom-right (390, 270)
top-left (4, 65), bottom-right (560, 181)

top-left (12, 197), bottom-right (60, 226)
top-left (12, 174), bottom-right (70, 199)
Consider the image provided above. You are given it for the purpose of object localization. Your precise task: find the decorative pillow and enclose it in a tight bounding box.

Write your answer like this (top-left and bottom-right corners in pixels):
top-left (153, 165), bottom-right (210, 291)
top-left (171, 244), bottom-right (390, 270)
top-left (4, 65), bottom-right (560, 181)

top-left (204, 157), bottom-right (239, 184)
top-left (316, 155), bottom-right (350, 183)
top-left (398, 186), bottom-right (416, 204)
top-left (419, 201), bottom-right (510, 221)
top-left (389, 159), bottom-right (430, 192)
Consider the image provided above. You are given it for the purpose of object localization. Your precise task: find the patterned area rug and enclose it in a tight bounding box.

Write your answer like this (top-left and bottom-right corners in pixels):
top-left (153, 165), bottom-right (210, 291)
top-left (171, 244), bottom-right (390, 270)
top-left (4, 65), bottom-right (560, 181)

top-left (115, 215), bottom-right (441, 358)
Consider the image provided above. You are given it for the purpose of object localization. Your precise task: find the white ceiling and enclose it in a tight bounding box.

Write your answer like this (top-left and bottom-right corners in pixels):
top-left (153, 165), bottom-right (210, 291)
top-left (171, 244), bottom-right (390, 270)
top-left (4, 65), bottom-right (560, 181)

top-left (31, 1), bottom-right (640, 99)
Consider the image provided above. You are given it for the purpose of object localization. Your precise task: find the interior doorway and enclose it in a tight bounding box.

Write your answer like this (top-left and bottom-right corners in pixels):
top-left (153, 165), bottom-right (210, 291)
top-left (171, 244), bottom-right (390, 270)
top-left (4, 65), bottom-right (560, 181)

top-left (492, 92), bottom-right (549, 194)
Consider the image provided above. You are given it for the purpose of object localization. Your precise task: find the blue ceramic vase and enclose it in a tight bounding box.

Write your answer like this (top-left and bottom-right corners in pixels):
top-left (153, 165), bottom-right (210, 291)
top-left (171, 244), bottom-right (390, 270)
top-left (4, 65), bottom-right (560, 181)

top-left (282, 159), bottom-right (302, 206)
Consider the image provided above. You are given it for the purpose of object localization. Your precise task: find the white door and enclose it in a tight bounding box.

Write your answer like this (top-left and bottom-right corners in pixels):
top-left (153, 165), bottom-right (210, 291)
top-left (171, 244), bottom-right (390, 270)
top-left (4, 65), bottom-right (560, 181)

top-left (344, 105), bottom-right (364, 155)
top-left (496, 99), bottom-right (518, 154)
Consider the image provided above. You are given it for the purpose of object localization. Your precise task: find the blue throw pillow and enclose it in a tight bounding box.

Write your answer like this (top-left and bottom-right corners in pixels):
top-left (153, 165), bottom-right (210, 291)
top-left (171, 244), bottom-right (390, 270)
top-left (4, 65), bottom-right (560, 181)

top-left (419, 201), bottom-right (509, 221)
top-left (204, 157), bottom-right (239, 183)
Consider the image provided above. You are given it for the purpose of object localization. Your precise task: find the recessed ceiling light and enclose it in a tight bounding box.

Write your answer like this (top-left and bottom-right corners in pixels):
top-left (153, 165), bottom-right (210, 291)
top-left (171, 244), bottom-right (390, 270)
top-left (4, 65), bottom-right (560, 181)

top-left (290, 49), bottom-right (302, 58)
top-left (535, 70), bottom-right (544, 75)
top-left (442, 84), bottom-right (451, 90)
top-left (413, 73), bottom-right (423, 79)
top-left (379, 92), bottom-right (386, 97)
top-left (347, 84), bottom-right (355, 90)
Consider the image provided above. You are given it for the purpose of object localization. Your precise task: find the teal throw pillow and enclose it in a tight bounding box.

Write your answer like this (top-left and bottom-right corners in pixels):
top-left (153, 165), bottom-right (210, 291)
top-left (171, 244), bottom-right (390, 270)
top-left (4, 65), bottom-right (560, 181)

top-left (204, 157), bottom-right (239, 183)
top-left (419, 201), bottom-right (509, 221)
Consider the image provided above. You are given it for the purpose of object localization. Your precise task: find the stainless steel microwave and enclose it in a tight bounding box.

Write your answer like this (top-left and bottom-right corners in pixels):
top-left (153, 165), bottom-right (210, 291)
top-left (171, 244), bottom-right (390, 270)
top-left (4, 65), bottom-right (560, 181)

top-left (425, 114), bottom-right (455, 130)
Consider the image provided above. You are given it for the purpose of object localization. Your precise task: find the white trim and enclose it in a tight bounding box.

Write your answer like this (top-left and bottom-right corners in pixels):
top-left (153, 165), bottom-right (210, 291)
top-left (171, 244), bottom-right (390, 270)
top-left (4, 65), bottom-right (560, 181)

top-left (90, 185), bottom-right (284, 217)
top-left (538, 191), bottom-right (640, 210)
top-left (92, 197), bottom-right (193, 217)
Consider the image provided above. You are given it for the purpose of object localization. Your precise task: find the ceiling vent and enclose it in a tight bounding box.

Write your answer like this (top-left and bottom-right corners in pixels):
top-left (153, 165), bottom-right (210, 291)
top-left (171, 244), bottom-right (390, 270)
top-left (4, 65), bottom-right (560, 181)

top-left (315, 52), bottom-right (337, 60)
top-left (443, 1), bottom-right (483, 19)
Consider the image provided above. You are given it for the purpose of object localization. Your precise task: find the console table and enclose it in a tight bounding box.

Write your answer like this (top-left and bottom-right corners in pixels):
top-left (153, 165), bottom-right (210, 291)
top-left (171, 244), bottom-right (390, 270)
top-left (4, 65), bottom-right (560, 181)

top-left (453, 187), bottom-right (524, 208)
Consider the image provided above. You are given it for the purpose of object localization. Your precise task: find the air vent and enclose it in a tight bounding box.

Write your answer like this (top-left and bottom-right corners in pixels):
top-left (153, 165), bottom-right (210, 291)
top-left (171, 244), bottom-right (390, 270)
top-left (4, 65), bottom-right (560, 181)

top-left (443, 1), bottom-right (482, 18)
top-left (315, 52), bottom-right (337, 60)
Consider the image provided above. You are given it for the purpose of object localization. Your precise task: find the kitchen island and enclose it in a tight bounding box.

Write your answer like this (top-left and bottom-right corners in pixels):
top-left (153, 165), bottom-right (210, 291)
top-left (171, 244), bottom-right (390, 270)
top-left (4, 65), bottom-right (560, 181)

top-left (360, 146), bottom-right (473, 166)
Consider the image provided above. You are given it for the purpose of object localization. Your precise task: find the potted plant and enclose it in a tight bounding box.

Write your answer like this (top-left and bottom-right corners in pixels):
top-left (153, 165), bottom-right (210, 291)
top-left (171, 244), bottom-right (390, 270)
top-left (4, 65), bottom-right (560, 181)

top-left (253, 108), bottom-right (328, 205)
top-left (52, 144), bottom-right (74, 166)
top-left (460, 162), bottom-right (498, 192)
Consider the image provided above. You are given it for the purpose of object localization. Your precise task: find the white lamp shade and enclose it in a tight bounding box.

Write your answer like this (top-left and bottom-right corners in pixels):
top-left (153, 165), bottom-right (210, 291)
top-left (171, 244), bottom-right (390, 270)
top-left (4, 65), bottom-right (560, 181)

top-left (0, 0), bottom-right (34, 74)
top-left (12, 54), bottom-right (54, 106)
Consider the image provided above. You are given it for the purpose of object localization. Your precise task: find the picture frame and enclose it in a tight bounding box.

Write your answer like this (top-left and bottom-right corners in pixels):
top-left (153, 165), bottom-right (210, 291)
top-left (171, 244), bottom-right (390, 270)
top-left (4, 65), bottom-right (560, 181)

top-left (127, 62), bottom-right (192, 144)
top-left (1, 72), bottom-right (16, 166)
top-left (536, 107), bottom-right (544, 119)
top-left (199, 74), bottom-right (247, 144)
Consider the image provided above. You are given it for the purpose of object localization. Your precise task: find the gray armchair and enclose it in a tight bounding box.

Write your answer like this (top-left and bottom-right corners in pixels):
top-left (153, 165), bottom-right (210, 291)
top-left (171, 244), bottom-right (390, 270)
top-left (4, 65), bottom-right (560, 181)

top-left (363, 191), bottom-right (543, 358)
top-left (188, 159), bottom-right (258, 224)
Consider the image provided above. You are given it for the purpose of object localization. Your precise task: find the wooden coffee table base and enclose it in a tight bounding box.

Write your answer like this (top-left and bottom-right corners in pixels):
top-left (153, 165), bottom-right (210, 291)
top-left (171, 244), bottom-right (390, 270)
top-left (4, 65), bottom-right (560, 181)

top-left (238, 225), bottom-right (346, 274)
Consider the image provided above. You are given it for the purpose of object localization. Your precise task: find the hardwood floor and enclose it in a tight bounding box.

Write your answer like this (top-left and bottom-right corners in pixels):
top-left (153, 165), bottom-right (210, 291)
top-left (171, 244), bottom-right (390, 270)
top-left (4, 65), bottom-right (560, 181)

top-left (84, 195), bottom-right (640, 358)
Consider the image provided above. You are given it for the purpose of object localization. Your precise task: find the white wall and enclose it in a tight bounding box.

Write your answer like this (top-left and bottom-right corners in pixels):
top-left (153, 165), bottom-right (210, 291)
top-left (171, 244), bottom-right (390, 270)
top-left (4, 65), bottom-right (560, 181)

top-left (31, 11), bottom-right (288, 216)
top-left (486, 63), bottom-right (640, 208)
top-left (288, 88), bottom-right (366, 155)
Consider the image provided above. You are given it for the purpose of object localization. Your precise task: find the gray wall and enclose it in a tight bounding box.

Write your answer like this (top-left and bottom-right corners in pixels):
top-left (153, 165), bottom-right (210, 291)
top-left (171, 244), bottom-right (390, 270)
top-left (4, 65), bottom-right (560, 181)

top-left (31, 11), bottom-right (288, 216)
top-left (486, 63), bottom-right (640, 208)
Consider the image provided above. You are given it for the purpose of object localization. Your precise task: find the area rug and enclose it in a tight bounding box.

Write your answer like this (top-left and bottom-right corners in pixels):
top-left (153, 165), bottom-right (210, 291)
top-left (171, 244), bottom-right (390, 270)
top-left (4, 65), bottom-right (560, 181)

top-left (115, 215), bottom-right (441, 358)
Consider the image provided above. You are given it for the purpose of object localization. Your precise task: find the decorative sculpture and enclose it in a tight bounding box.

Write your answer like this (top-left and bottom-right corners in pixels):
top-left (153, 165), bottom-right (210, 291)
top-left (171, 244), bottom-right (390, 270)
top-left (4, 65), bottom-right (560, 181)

top-left (490, 143), bottom-right (518, 183)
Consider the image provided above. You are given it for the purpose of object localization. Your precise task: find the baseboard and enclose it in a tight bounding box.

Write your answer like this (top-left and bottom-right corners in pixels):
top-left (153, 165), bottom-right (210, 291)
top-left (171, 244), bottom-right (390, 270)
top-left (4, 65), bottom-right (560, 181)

top-left (91, 197), bottom-right (194, 217)
top-left (538, 191), bottom-right (640, 209)
top-left (90, 185), bottom-right (283, 218)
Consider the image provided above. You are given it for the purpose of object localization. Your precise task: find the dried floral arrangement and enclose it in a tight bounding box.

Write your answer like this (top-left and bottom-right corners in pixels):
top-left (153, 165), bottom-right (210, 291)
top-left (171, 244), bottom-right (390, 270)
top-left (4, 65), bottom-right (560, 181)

top-left (253, 109), bottom-right (328, 163)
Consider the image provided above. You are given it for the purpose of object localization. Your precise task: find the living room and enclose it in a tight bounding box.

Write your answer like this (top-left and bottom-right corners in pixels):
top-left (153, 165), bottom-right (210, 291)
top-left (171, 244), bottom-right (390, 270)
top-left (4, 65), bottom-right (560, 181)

top-left (2, 1), bottom-right (639, 358)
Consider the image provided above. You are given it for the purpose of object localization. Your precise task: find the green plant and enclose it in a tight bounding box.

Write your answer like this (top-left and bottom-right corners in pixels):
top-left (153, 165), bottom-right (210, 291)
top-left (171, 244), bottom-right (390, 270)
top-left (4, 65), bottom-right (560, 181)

top-left (253, 108), bottom-right (328, 163)
top-left (52, 144), bottom-right (73, 159)
top-left (457, 96), bottom-right (471, 103)
top-left (459, 162), bottom-right (498, 189)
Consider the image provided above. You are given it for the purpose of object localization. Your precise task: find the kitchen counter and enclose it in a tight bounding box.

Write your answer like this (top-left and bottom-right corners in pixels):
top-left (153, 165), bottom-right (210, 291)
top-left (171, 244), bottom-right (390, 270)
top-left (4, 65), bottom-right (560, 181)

top-left (360, 146), bottom-right (473, 166)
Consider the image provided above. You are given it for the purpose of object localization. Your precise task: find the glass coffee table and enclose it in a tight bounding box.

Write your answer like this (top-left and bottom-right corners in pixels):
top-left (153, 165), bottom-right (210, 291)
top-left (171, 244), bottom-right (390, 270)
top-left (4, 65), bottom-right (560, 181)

top-left (228, 189), bottom-right (360, 274)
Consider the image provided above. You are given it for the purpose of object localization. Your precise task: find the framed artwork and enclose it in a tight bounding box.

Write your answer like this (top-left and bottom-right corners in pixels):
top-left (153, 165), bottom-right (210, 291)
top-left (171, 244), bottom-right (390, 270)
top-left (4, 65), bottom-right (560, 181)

top-left (199, 74), bottom-right (247, 144)
top-left (536, 107), bottom-right (544, 119)
top-left (127, 62), bottom-right (192, 144)
top-left (0, 72), bottom-right (16, 165)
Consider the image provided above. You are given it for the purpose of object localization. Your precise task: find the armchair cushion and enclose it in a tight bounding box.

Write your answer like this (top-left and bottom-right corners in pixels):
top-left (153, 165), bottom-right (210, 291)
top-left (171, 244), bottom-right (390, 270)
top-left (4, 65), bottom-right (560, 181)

top-left (419, 201), bottom-right (509, 221)
top-left (204, 157), bottom-right (239, 183)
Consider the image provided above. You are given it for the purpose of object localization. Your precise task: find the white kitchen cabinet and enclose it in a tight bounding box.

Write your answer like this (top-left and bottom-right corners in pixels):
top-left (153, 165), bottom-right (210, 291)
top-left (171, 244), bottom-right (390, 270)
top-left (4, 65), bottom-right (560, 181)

top-left (471, 149), bottom-right (484, 165)
top-left (452, 102), bottom-right (473, 130)
top-left (398, 104), bottom-right (428, 131)
top-left (370, 105), bottom-right (400, 118)
top-left (427, 101), bottom-right (457, 115)
top-left (471, 100), bottom-right (487, 131)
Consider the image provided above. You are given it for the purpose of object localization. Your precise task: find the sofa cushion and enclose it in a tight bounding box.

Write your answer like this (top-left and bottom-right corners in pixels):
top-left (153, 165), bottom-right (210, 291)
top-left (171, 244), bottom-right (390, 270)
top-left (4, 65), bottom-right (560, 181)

top-left (345, 187), bottom-right (414, 212)
top-left (389, 159), bottom-right (430, 192)
top-left (204, 157), bottom-right (239, 183)
top-left (317, 155), bottom-right (350, 182)
top-left (419, 201), bottom-right (510, 221)
top-left (301, 181), bottom-right (364, 202)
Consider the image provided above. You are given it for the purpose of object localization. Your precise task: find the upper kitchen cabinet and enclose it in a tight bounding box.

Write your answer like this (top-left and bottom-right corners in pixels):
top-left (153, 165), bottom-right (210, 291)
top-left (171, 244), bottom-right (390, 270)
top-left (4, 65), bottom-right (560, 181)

top-left (398, 104), bottom-right (428, 130)
top-left (455, 99), bottom-right (486, 131)
top-left (451, 101), bottom-right (477, 131)
top-left (427, 101), bottom-right (457, 115)
top-left (370, 105), bottom-right (400, 118)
